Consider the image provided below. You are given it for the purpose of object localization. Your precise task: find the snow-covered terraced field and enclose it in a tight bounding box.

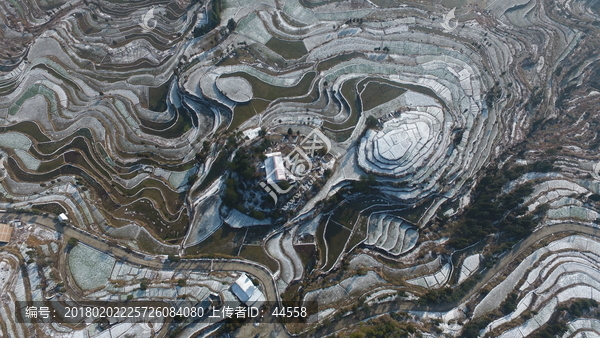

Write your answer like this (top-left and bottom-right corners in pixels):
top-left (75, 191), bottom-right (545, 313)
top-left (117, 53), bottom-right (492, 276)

top-left (0, 253), bottom-right (26, 338)
top-left (80, 253), bottom-right (237, 302)
top-left (524, 179), bottom-right (588, 211)
top-left (479, 235), bottom-right (600, 337)
top-left (476, 235), bottom-right (600, 317)
top-left (562, 318), bottom-right (600, 338)
top-left (365, 214), bottom-right (418, 255)
top-left (349, 253), bottom-right (442, 279)
top-left (303, 271), bottom-right (386, 305)
top-left (266, 230), bottom-right (303, 288)
top-left (359, 109), bottom-right (444, 177)
top-left (68, 244), bottom-right (116, 291)
top-left (407, 263), bottom-right (451, 289)
top-left (458, 254), bottom-right (481, 284)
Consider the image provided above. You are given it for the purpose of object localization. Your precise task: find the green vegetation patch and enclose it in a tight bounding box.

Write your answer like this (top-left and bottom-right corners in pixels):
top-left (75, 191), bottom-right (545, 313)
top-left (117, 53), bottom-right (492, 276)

top-left (295, 244), bottom-right (317, 272)
top-left (564, 298), bottom-right (599, 316)
top-left (527, 322), bottom-right (568, 338)
top-left (114, 199), bottom-right (189, 241)
top-left (31, 203), bottom-right (66, 216)
top-left (36, 129), bottom-right (92, 154)
top-left (346, 216), bottom-right (368, 251)
top-left (286, 79), bottom-right (321, 104)
top-left (2, 121), bottom-right (50, 143)
top-left (229, 99), bottom-right (270, 131)
top-left (322, 77), bottom-right (361, 141)
top-left (315, 216), bottom-right (328, 268)
top-left (265, 37), bottom-right (308, 59)
top-left (62, 140), bottom-right (112, 178)
top-left (420, 273), bottom-right (483, 306)
top-left (36, 157), bottom-right (65, 172)
top-left (148, 77), bottom-right (172, 112)
top-left (391, 203), bottom-right (429, 225)
top-left (331, 200), bottom-right (362, 228)
top-left (193, 0), bottom-right (223, 38)
top-left (136, 229), bottom-right (179, 255)
top-left (183, 225), bottom-right (245, 257)
top-left (461, 316), bottom-right (493, 338)
top-left (360, 81), bottom-right (406, 111)
top-left (317, 52), bottom-right (365, 72)
top-left (323, 220), bottom-right (351, 271)
top-left (239, 245), bottom-right (278, 273)
top-left (139, 104), bottom-right (194, 139)
top-left (333, 313), bottom-right (417, 338)
top-left (340, 77), bottom-right (360, 117)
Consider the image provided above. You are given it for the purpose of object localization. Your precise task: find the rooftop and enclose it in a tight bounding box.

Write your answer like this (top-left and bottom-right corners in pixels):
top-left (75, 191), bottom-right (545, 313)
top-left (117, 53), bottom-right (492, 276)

top-left (264, 152), bottom-right (286, 184)
top-left (0, 223), bottom-right (13, 243)
top-left (230, 273), bottom-right (265, 307)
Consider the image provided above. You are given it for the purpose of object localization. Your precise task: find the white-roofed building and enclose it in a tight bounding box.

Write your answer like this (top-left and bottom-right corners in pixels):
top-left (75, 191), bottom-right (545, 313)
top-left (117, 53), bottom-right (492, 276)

top-left (230, 273), bottom-right (265, 307)
top-left (58, 213), bottom-right (69, 222)
top-left (264, 152), bottom-right (286, 184)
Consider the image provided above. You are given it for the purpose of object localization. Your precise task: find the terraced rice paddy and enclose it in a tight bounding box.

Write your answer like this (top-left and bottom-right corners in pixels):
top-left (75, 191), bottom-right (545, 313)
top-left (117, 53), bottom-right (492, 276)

top-left (365, 214), bottom-right (418, 256)
top-left (265, 37), bottom-right (308, 59)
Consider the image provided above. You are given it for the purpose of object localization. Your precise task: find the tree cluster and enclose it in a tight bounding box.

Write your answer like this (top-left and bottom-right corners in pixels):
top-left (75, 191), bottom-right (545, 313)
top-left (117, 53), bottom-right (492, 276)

top-left (485, 81), bottom-right (503, 108)
top-left (67, 237), bottom-right (79, 247)
top-left (223, 178), bottom-right (241, 208)
top-left (345, 18), bottom-right (363, 25)
top-left (226, 18), bottom-right (236, 32)
top-left (419, 273), bottom-right (481, 305)
top-left (449, 161), bottom-right (556, 249)
top-left (193, 0), bottom-right (223, 37)
top-left (461, 316), bottom-right (493, 338)
top-left (365, 115), bottom-right (378, 129)
top-left (352, 174), bottom-right (376, 193)
top-left (227, 151), bottom-right (256, 181)
top-left (501, 292), bottom-right (519, 315)
top-left (564, 298), bottom-right (598, 317)
top-left (528, 322), bottom-right (568, 338)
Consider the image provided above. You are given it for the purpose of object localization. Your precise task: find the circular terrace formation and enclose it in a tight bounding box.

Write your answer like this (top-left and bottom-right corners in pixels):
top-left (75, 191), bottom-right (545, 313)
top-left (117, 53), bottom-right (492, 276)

top-left (358, 107), bottom-right (446, 178)
top-left (215, 76), bottom-right (253, 103)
